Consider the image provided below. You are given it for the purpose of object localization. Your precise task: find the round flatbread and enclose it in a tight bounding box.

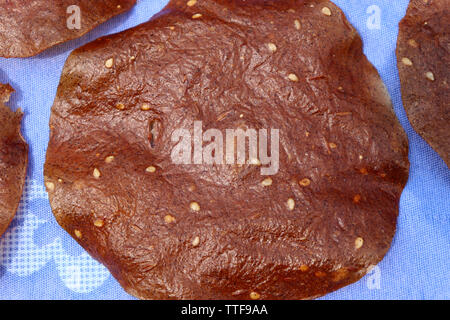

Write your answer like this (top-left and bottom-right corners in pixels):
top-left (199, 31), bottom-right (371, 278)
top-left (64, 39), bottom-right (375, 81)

top-left (45, 0), bottom-right (409, 299)
top-left (397, 0), bottom-right (449, 166)
top-left (0, 82), bottom-right (28, 237)
top-left (0, 0), bottom-right (136, 58)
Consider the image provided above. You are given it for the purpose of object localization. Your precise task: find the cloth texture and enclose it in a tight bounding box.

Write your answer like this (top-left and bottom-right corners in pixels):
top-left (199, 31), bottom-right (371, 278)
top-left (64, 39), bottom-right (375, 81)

top-left (0, 0), bottom-right (448, 300)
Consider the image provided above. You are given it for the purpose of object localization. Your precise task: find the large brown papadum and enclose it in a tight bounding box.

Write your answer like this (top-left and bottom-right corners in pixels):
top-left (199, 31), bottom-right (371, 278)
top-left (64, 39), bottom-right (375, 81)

top-left (0, 83), bottom-right (28, 237)
top-left (397, 0), bottom-right (449, 167)
top-left (44, 0), bottom-right (409, 299)
top-left (0, 0), bottom-right (136, 58)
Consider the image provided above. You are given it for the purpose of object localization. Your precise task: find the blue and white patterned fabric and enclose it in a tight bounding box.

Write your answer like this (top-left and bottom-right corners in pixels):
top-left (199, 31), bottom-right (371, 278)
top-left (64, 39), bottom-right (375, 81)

top-left (0, 0), bottom-right (448, 300)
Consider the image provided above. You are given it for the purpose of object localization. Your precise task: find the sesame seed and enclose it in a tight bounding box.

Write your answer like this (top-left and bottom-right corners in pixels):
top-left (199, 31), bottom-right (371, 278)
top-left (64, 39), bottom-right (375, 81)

top-left (261, 177), bottom-right (273, 186)
top-left (401, 57), bottom-right (413, 66)
top-left (105, 58), bottom-right (114, 68)
top-left (329, 142), bottom-right (337, 149)
top-left (74, 230), bottom-right (82, 239)
top-left (267, 43), bottom-right (277, 52)
top-left (45, 182), bottom-right (55, 192)
top-left (408, 39), bottom-right (418, 48)
top-left (360, 168), bottom-right (368, 175)
top-left (321, 7), bottom-right (332, 16)
top-left (105, 156), bottom-right (115, 163)
top-left (94, 219), bottom-right (104, 227)
top-left (299, 178), bottom-right (311, 187)
top-left (299, 265), bottom-right (309, 272)
top-left (355, 237), bottom-right (364, 249)
top-left (117, 5), bottom-right (121, 9)
top-left (287, 198), bottom-right (295, 211)
top-left (294, 19), bottom-right (301, 30)
top-left (192, 236), bottom-right (200, 247)
top-left (353, 194), bottom-right (361, 203)
top-left (164, 215), bottom-right (176, 223)
top-left (141, 103), bottom-right (151, 111)
top-left (93, 168), bottom-right (101, 179)
top-left (187, 0), bottom-right (197, 6)
top-left (169, 26), bottom-right (175, 30)
top-left (288, 73), bottom-right (299, 82)
top-left (146, 166), bottom-right (156, 173)
top-left (425, 71), bottom-right (435, 81)
top-left (359, 155), bottom-right (363, 160)
top-left (249, 292), bottom-right (260, 300)
top-left (58, 178), bottom-right (63, 183)
top-left (115, 103), bottom-right (125, 110)
top-left (192, 13), bottom-right (202, 19)
top-left (190, 201), bottom-right (200, 211)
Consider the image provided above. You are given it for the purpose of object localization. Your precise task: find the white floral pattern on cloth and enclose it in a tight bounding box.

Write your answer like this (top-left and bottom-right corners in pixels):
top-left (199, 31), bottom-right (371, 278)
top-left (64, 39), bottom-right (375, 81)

top-left (0, 179), bottom-right (110, 293)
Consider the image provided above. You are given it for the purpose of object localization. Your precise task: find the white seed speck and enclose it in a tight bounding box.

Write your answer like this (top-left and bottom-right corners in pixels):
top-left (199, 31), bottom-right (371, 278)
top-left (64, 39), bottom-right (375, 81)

top-left (294, 19), bottom-right (301, 30)
top-left (261, 178), bottom-right (273, 186)
top-left (408, 39), bottom-right (418, 48)
top-left (45, 182), bottom-right (55, 192)
top-left (250, 292), bottom-right (261, 300)
top-left (267, 43), bottom-right (277, 52)
top-left (249, 158), bottom-right (261, 165)
top-left (355, 237), bottom-right (364, 249)
top-left (187, 0), bottom-right (197, 6)
top-left (74, 230), bottom-right (82, 239)
top-left (425, 71), bottom-right (435, 81)
top-left (401, 57), bottom-right (413, 66)
top-left (190, 201), bottom-right (200, 211)
top-left (321, 7), bottom-right (332, 16)
top-left (93, 168), bottom-right (101, 179)
top-left (141, 103), bottom-right (151, 111)
top-left (192, 236), bottom-right (200, 247)
top-left (146, 166), bottom-right (156, 173)
top-left (105, 156), bottom-right (115, 163)
top-left (299, 178), bottom-right (311, 187)
top-left (287, 198), bottom-right (295, 211)
top-left (288, 73), bottom-right (299, 82)
top-left (94, 219), bottom-right (104, 227)
top-left (164, 215), bottom-right (176, 223)
top-left (116, 103), bottom-right (125, 110)
top-left (105, 58), bottom-right (114, 68)
top-left (192, 13), bottom-right (202, 19)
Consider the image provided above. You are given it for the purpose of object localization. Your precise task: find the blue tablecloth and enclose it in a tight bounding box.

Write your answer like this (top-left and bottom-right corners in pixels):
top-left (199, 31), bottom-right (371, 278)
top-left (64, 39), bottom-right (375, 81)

top-left (0, 0), bottom-right (448, 300)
